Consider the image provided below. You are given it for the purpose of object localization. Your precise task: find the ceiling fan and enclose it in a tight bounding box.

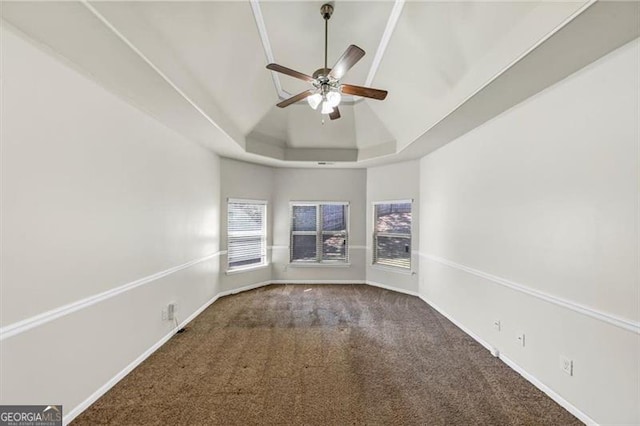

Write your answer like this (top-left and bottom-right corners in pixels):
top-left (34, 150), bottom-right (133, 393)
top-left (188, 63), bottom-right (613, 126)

top-left (266, 3), bottom-right (388, 121)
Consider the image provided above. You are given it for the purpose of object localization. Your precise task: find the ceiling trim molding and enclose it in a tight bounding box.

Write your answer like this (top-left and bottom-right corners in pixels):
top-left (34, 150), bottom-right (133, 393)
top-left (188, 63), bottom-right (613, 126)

top-left (245, 137), bottom-right (359, 163)
top-left (371, 0), bottom-right (636, 170)
top-left (404, 0), bottom-right (596, 149)
top-left (249, 0), bottom-right (287, 99)
top-left (365, 0), bottom-right (405, 87)
top-left (81, 0), bottom-right (241, 144)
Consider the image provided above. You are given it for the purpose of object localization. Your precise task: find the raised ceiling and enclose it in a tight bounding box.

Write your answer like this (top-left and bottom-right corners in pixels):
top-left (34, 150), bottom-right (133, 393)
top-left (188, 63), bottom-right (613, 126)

top-left (2, 1), bottom-right (638, 167)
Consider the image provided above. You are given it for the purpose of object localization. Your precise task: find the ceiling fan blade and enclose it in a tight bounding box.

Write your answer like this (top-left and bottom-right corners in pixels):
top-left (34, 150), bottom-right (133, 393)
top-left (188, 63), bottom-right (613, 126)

top-left (340, 84), bottom-right (388, 100)
top-left (328, 45), bottom-right (365, 80)
top-left (329, 107), bottom-right (341, 120)
top-left (276, 90), bottom-right (314, 108)
top-left (266, 63), bottom-right (315, 83)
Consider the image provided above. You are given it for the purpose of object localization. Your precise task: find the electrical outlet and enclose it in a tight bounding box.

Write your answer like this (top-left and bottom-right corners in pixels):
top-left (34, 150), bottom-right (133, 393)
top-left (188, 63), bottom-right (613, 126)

top-left (167, 302), bottom-right (177, 321)
top-left (560, 356), bottom-right (573, 376)
top-left (493, 319), bottom-right (501, 331)
top-left (516, 332), bottom-right (525, 347)
top-left (162, 302), bottom-right (177, 321)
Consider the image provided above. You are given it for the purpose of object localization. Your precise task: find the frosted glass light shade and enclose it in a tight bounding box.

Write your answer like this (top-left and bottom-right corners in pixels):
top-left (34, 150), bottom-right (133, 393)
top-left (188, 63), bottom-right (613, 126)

top-left (326, 91), bottom-right (341, 108)
top-left (321, 101), bottom-right (334, 115)
top-left (307, 93), bottom-right (322, 110)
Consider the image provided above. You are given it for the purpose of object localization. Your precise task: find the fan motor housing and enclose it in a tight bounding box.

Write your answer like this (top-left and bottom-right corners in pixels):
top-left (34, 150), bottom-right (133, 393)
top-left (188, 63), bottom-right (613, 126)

top-left (312, 67), bottom-right (331, 80)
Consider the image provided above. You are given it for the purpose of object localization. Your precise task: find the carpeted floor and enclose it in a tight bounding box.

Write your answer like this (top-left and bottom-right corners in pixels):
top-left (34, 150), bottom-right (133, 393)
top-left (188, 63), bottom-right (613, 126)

top-left (73, 284), bottom-right (581, 425)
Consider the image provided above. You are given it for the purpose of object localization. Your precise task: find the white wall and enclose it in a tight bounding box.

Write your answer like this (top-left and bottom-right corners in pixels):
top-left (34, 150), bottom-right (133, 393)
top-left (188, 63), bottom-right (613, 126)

top-left (219, 158), bottom-right (274, 291)
top-left (366, 160), bottom-right (420, 293)
top-left (418, 38), bottom-right (639, 425)
top-left (271, 168), bottom-right (367, 283)
top-left (3, 14), bottom-right (637, 426)
top-left (0, 25), bottom-right (222, 421)
top-left (218, 162), bottom-right (421, 291)
top-left (218, 164), bottom-right (367, 285)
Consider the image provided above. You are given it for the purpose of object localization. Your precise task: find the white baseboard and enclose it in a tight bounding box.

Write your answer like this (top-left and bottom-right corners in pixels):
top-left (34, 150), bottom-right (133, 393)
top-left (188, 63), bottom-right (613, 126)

top-left (217, 281), bottom-right (272, 297)
top-left (270, 280), bottom-right (420, 299)
top-left (417, 295), bottom-right (495, 354)
top-left (499, 354), bottom-right (597, 426)
top-left (366, 280), bottom-right (419, 297)
top-left (271, 280), bottom-right (364, 285)
top-left (61, 281), bottom-right (597, 425)
top-left (417, 294), bottom-right (597, 426)
top-left (62, 280), bottom-right (410, 422)
top-left (64, 289), bottom-right (220, 424)
top-left (230, 281), bottom-right (421, 301)
top-left (64, 280), bottom-right (277, 424)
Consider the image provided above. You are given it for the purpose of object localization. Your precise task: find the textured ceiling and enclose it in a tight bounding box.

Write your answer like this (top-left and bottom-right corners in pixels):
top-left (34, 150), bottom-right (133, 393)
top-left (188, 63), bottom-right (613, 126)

top-left (2, 1), bottom-right (637, 167)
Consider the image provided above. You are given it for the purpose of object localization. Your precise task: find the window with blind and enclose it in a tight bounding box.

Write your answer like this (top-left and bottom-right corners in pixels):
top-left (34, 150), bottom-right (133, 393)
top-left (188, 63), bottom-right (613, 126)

top-left (373, 201), bottom-right (412, 269)
top-left (227, 199), bottom-right (267, 271)
top-left (290, 202), bottom-right (349, 263)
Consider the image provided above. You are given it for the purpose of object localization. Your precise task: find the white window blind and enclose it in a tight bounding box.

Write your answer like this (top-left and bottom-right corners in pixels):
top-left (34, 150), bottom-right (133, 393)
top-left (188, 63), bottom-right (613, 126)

top-left (290, 202), bottom-right (349, 263)
top-left (227, 199), bottom-right (267, 271)
top-left (373, 201), bottom-right (412, 269)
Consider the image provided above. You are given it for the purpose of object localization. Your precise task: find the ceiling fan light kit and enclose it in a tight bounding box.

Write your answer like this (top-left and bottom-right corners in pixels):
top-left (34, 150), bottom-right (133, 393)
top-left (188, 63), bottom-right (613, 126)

top-left (307, 93), bottom-right (323, 110)
top-left (266, 3), bottom-right (388, 121)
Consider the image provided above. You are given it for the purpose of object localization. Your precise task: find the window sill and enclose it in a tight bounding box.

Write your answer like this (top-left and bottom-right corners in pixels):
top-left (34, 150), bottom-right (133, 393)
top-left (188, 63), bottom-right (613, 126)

top-left (289, 262), bottom-right (351, 268)
top-left (226, 263), bottom-right (270, 275)
top-left (371, 264), bottom-right (414, 275)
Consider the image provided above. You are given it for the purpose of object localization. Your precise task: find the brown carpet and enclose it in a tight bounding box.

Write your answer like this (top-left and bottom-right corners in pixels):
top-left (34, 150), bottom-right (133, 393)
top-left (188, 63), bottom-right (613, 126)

top-left (73, 284), bottom-right (580, 425)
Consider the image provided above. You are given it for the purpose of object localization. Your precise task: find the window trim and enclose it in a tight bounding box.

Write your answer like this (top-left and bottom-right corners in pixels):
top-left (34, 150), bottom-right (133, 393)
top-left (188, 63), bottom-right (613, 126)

top-left (289, 201), bottom-right (350, 265)
top-left (370, 263), bottom-right (415, 275)
top-left (372, 199), bottom-right (413, 271)
top-left (226, 198), bottom-right (268, 273)
top-left (225, 262), bottom-right (270, 275)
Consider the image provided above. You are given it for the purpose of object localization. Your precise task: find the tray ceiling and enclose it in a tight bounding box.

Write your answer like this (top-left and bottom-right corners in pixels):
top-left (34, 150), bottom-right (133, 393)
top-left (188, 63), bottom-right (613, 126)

top-left (2, 1), bottom-right (638, 167)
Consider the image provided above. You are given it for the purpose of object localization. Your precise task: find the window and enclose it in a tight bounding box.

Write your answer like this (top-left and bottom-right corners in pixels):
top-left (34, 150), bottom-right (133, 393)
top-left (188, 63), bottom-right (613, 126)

top-left (227, 199), bottom-right (267, 271)
top-left (373, 201), bottom-right (412, 269)
top-left (290, 202), bottom-right (349, 263)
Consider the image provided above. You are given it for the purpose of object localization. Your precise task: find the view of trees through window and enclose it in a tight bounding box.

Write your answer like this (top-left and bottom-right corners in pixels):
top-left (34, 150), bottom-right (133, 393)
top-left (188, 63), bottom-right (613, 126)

top-left (291, 203), bottom-right (348, 262)
top-left (374, 202), bottom-right (412, 269)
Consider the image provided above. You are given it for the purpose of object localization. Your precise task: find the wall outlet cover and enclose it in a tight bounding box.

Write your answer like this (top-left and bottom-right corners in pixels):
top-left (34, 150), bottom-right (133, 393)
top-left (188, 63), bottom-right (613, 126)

top-left (560, 356), bottom-right (573, 376)
top-left (516, 332), bottom-right (525, 347)
top-left (167, 302), bottom-right (177, 321)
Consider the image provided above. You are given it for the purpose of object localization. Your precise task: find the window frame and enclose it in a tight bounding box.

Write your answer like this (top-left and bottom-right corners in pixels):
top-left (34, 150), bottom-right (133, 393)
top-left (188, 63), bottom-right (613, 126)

top-left (226, 198), bottom-right (268, 273)
top-left (372, 199), bottom-right (413, 271)
top-left (289, 201), bottom-right (350, 265)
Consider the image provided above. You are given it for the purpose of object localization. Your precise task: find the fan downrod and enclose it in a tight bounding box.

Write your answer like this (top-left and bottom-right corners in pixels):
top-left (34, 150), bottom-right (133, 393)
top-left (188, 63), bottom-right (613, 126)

top-left (264, 0), bottom-right (387, 116)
